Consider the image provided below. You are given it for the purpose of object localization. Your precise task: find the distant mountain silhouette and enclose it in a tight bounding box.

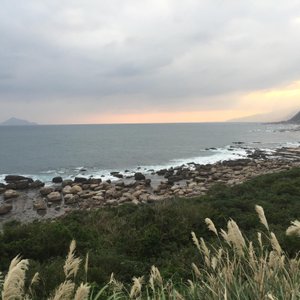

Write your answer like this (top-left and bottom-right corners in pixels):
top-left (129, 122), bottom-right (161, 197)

top-left (227, 110), bottom-right (295, 123)
top-left (0, 117), bottom-right (38, 126)
top-left (286, 111), bottom-right (300, 124)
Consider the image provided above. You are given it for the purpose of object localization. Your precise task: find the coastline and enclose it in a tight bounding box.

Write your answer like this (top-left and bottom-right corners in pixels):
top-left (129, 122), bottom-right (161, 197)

top-left (1, 145), bottom-right (300, 223)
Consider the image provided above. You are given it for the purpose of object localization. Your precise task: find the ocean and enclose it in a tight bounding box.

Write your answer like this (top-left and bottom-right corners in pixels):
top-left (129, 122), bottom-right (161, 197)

top-left (0, 122), bottom-right (299, 183)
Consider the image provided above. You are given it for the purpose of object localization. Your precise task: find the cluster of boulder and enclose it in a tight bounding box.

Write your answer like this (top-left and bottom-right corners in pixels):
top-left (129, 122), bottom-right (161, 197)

top-left (1, 147), bottom-right (300, 220)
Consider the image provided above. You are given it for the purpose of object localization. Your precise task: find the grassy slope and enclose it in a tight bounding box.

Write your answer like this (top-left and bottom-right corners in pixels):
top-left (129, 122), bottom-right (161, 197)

top-left (1, 167), bottom-right (300, 297)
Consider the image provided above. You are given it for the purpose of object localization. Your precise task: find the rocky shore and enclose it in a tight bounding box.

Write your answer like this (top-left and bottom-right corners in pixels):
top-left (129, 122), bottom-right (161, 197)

top-left (1, 146), bottom-right (300, 223)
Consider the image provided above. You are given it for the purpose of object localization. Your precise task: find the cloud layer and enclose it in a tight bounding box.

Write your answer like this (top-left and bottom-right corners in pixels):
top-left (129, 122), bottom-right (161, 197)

top-left (1, 0), bottom-right (300, 123)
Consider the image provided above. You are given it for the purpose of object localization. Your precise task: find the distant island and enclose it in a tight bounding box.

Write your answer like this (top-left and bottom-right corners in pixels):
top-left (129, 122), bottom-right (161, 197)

top-left (0, 117), bottom-right (38, 126)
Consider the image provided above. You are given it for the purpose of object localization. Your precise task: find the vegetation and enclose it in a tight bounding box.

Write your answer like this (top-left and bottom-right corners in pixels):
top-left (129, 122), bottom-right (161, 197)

top-left (1, 167), bottom-right (300, 299)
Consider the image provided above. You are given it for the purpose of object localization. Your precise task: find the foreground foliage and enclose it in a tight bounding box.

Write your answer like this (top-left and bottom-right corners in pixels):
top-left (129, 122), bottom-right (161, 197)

top-left (1, 205), bottom-right (300, 299)
top-left (1, 168), bottom-right (300, 298)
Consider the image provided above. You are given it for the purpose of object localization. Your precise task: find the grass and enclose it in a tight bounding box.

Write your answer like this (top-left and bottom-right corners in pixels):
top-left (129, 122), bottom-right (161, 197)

top-left (1, 206), bottom-right (300, 299)
top-left (2, 167), bottom-right (300, 298)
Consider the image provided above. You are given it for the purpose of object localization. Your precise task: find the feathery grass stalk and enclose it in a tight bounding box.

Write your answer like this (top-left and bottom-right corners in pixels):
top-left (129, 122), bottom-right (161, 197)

top-left (2, 256), bottom-right (29, 300)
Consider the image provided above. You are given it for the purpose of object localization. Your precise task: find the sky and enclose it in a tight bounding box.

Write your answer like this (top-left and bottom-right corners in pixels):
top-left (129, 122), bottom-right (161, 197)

top-left (0, 0), bottom-right (300, 124)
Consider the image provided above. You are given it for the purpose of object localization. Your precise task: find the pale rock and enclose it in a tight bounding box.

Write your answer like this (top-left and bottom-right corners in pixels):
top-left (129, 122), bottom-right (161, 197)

top-left (70, 185), bottom-right (82, 194)
top-left (47, 191), bottom-right (62, 202)
top-left (4, 189), bottom-right (19, 199)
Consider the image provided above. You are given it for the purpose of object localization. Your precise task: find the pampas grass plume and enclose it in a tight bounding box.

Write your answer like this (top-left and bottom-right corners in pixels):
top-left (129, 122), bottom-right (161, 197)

top-left (255, 205), bottom-right (269, 231)
top-left (74, 283), bottom-right (90, 300)
top-left (286, 220), bottom-right (300, 237)
top-left (2, 255), bottom-right (29, 300)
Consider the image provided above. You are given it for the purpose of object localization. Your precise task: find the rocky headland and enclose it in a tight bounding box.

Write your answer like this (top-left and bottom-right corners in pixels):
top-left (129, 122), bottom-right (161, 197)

top-left (1, 146), bottom-right (300, 223)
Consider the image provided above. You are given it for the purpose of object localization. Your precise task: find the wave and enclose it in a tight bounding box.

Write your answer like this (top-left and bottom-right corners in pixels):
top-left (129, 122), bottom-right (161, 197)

top-left (1, 141), bottom-right (300, 184)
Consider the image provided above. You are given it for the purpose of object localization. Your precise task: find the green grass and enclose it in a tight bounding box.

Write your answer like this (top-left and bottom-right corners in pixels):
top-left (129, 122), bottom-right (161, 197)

top-left (1, 167), bottom-right (300, 298)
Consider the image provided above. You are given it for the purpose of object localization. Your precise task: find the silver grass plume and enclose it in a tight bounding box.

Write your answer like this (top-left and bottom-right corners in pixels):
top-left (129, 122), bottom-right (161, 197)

top-left (286, 220), bottom-right (300, 237)
top-left (191, 232), bottom-right (201, 252)
top-left (64, 240), bottom-right (82, 279)
top-left (255, 205), bottom-right (269, 231)
top-left (205, 218), bottom-right (218, 236)
top-left (2, 255), bottom-right (29, 300)
top-left (49, 280), bottom-right (75, 300)
top-left (227, 219), bottom-right (246, 255)
top-left (149, 265), bottom-right (163, 291)
top-left (130, 276), bottom-right (143, 299)
top-left (74, 283), bottom-right (90, 300)
top-left (270, 232), bottom-right (282, 255)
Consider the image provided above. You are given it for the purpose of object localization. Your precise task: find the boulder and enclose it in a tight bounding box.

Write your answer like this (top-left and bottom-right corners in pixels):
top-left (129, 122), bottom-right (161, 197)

top-left (110, 172), bottom-right (123, 178)
top-left (15, 180), bottom-right (30, 190)
top-left (62, 185), bottom-right (72, 195)
top-left (52, 176), bottom-right (63, 183)
top-left (88, 178), bottom-right (102, 184)
top-left (30, 180), bottom-right (45, 188)
top-left (62, 179), bottom-right (73, 187)
top-left (5, 175), bottom-right (33, 183)
top-left (47, 191), bottom-right (62, 202)
top-left (70, 185), bottom-right (82, 194)
top-left (4, 189), bottom-right (19, 200)
top-left (134, 172), bottom-right (145, 181)
top-left (0, 204), bottom-right (13, 215)
top-left (33, 199), bottom-right (47, 210)
top-left (74, 177), bottom-right (88, 184)
top-left (40, 187), bottom-right (54, 196)
top-left (64, 194), bottom-right (78, 204)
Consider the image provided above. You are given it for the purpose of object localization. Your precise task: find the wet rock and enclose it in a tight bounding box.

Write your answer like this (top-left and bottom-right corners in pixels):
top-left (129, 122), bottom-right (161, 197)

top-left (30, 180), bottom-right (45, 188)
top-left (52, 176), bottom-right (63, 183)
top-left (134, 172), bottom-right (145, 181)
top-left (88, 178), bottom-right (102, 184)
top-left (62, 179), bottom-right (73, 187)
top-left (47, 191), bottom-right (62, 202)
top-left (74, 177), bottom-right (88, 183)
top-left (4, 189), bottom-right (19, 199)
top-left (5, 175), bottom-right (33, 183)
top-left (0, 204), bottom-right (13, 215)
top-left (110, 172), bottom-right (123, 178)
top-left (40, 187), bottom-right (54, 196)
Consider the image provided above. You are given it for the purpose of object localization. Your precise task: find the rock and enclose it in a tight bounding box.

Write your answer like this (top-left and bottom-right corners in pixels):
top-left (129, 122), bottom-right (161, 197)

top-left (0, 204), bottom-right (13, 215)
top-left (70, 185), bottom-right (82, 194)
top-left (14, 180), bottom-right (30, 190)
top-left (64, 194), bottom-right (78, 204)
top-left (74, 177), bottom-right (88, 183)
top-left (52, 176), bottom-right (63, 183)
top-left (33, 199), bottom-right (47, 210)
top-left (106, 199), bottom-right (118, 205)
top-left (88, 178), bottom-right (102, 184)
top-left (62, 179), bottom-right (73, 187)
top-left (30, 180), bottom-right (45, 188)
top-left (4, 189), bottom-right (19, 199)
top-left (167, 175), bottom-right (183, 185)
top-left (40, 187), bottom-right (54, 196)
top-left (62, 185), bottom-right (71, 195)
top-left (134, 172), bottom-right (145, 181)
top-left (132, 199), bottom-right (140, 205)
top-left (5, 175), bottom-right (33, 183)
top-left (110, 172), bottom-right (124, 178)
top-left (47, 191), bottom-right (62, 202)
top-left (0, 187), bottom-right (5, 194)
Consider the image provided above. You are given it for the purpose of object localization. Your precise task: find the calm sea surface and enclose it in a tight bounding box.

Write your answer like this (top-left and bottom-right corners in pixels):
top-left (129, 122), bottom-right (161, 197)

top-left (0, 123), bottom-right (299, 182)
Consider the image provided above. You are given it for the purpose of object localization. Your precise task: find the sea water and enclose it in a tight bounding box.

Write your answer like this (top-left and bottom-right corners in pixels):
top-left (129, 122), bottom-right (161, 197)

top-left (0, 122), bottom-right (299, 182)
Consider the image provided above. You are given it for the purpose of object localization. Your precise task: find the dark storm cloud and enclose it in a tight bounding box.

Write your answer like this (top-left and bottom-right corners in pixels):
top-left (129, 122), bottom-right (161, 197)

top-left (1, 0), bottom-right (300, 121)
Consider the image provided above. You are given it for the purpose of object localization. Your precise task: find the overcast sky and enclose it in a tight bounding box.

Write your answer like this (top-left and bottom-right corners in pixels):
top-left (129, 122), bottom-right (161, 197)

top-left (1, 0), bottom-right (300, 124)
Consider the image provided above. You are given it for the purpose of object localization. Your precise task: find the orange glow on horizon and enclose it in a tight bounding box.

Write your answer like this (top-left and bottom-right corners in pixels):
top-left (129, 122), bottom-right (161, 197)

top-left (80, 109), bottom-right (257, 124)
